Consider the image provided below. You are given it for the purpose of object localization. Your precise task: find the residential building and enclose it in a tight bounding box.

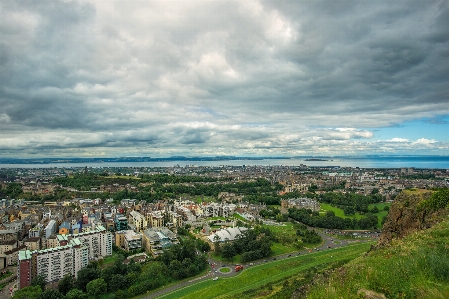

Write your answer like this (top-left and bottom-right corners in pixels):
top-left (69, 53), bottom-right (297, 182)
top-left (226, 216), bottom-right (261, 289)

top-left (18, 238), bottom-right (88, 289)
top-left (115, 214), bottom-right (128, 231)
top-left (24, 237), bottom-right (41, 251)
top-left (129, 210), bottom-right (147, 232)
top-left (142, 227), bottom-right (179, 257)
top-left (45, 220), bottom-right (57, 239)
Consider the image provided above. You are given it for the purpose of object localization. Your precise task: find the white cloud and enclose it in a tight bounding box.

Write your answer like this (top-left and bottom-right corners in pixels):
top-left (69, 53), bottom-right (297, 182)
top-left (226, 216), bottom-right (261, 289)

top-left (413, 138), bottom-right (437, 145)
top-left (385, 138), bottom-right (409, 143)
top-left (0, 0), bottom-right (448, 157)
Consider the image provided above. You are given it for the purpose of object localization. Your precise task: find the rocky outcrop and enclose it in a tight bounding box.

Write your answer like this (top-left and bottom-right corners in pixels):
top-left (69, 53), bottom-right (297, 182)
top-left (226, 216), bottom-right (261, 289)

top-left (377, 190), bottom-right (446, 247)
top-left (357, 289), bottom-right (387, 299)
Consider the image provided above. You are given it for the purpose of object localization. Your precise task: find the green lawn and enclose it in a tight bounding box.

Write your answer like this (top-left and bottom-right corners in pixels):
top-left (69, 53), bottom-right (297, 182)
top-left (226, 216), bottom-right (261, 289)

top-left (102, 252), bottom-right (121, 266)
top-left (232, 213), bottom-right (248, 222)
top-left (157, 242), bottom-right (374, 299)
top-left (263, 222), bottom-right (304, 253)
top-left (320, 202), bottom-right (391, 228)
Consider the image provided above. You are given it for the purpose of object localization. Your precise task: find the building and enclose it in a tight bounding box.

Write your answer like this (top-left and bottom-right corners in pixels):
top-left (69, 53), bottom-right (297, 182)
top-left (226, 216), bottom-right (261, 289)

top-left (115, 230), bottom-right (142, 251)
top-left (280, 198), bottom-right (320, 213)
top-left (206, 227), bottom-right (248, 244)
top-left (45, 220), bottom-right (57, 239)
top-left (166, 211), bottom-right (183, 227)
top-left (29, 223), bottom-right (44, 238)
top-left (71, 225), bottom-right (112, 259)
top-left (115, 214), bottom-right (128, 231)
top-left (142, 228), bottom-right (179, 257)
top-left (58, 222), bottom-right (70, 235)
top-left (129, 210), bottom-right (147, 232)
top-left (24, 237), bottom-right (41, 251)
top-left (18, 238), bottom-right (88, 289)
top-left (0, 240), bottom-right (17, 256)
top-left (124, 230), bottom-right (142, 251)
top-left (147, 210), bottom-right (164, 228)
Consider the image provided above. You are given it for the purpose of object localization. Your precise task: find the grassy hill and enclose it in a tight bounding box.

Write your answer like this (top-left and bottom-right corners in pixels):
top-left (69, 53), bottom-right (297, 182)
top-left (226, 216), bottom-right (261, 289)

top-left (302, 189), bottom-right (449, 299)
top-left (157, 242), bottom-right (373, 299)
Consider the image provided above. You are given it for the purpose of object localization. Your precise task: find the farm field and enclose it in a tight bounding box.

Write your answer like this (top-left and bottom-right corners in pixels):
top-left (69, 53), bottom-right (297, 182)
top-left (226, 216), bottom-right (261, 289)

top-left (157, 241), bottom-right (373, 299)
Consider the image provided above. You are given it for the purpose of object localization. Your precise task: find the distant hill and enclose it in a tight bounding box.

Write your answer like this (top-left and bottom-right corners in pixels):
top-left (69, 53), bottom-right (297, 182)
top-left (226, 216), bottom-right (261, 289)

top-left (296, 189), bottom-right (449, 299)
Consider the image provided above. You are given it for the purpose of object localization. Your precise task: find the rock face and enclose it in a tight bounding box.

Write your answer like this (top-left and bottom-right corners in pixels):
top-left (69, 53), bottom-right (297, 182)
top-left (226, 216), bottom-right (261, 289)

top-left (377, 190), bottom-right (444, 247)
top-left (357, 289), bottom-right (387, 299)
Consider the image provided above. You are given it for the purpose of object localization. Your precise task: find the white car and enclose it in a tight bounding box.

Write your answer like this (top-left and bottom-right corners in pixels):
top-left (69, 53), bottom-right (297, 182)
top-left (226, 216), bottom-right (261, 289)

top-left (213, 277), bottom-right (218, 281)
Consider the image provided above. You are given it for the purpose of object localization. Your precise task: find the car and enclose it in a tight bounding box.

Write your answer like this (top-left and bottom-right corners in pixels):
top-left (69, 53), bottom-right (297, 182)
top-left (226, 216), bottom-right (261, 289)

top-left (213, 277), bottom-right (218, 281)
top-left (222, 264), bottom-right (226, 267)
top-left (249, 263), bottom-right (254, 266)
top-left (288, 254), bottom-right (291, 257)
top-left (264, 260), bottom-right (268, 262)
top-left (297, 252), bottom-right (301, 255)
top-left (273, 257), bottom-right (276, 260)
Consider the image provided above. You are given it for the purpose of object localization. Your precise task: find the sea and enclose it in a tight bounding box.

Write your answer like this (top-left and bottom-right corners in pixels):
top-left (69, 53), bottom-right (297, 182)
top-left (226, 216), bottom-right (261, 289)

top-left (0, 156), bottom-right (449, 169)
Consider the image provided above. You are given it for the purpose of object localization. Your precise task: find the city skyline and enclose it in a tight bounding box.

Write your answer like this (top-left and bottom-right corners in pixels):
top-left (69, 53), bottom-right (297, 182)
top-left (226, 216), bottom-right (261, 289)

top-left (1, 0), bottom-right (448, 158)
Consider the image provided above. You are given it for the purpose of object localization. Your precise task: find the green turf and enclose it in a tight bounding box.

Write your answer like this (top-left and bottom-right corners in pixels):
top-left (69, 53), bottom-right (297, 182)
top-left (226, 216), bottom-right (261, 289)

top-left (320, 203), bottom-right (391, 228)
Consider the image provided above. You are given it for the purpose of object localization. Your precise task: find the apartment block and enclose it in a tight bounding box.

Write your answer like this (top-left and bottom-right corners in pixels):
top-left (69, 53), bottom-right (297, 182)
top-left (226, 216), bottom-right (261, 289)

top-left (18, 238), bottom-right (88, 290)
top-left (129, 210), bottom-right (147, 232)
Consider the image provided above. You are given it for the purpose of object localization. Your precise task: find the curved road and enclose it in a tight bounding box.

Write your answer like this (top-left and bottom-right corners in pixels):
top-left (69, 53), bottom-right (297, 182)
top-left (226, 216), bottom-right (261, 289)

top-left (144, 230), bottom-right (372, 299)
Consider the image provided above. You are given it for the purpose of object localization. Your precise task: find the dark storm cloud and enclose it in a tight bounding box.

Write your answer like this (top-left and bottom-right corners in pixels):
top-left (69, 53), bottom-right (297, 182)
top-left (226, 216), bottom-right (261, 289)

top-left (0, 0), bottom-right (448, 156)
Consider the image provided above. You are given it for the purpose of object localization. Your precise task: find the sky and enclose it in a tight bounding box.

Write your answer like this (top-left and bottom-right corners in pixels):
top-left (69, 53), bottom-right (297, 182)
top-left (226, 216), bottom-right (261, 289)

top-left (1, 0), bottom-right (449, 158)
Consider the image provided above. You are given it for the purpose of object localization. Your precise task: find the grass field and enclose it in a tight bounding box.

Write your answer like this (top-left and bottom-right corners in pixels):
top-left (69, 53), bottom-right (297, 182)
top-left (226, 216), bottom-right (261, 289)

top-left (157, 242), bottom-right (374, 299)
top-left (320, 203), bottom-right (391, 228)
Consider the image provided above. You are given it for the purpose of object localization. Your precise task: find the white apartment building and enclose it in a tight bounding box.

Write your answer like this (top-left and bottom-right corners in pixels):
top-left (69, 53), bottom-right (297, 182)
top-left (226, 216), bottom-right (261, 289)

top-left (18, 238), bottom-right (89, 289)
top-left (71, 225), bottom-right (112, 259)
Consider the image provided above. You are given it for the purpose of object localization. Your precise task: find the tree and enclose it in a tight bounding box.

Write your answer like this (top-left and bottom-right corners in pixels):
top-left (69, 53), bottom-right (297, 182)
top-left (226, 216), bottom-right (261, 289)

top-left (58, 274), bottom-right (74, 295)
top-left (38, 289), bottom-right (64, 299)
top-left (221, 243), bottom-right (236, 260)
top-left (12, 286), bottom-right (42, 299)
top-left (213, 235), bottom-right (221, 254)
top-left (109, 274), bottom-right (128, 292)
top-left (86, 278), bottom-right (107, 299)
top-left (30, 274), bottom-right (47, 291)
top-left (65, 289), bottom-right (87, 299)
top-left (76, 263), bottom-right (100, 291)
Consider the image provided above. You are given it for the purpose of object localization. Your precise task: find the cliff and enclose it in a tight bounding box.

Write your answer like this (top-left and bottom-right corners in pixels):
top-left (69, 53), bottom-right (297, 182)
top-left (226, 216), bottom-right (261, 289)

top-left (377, 189), bottom-right (447, 247)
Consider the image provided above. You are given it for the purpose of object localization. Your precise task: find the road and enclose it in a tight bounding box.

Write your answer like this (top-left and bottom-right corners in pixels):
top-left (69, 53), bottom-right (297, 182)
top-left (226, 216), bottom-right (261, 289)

top-left (144, 230), bottom-right (371, 299)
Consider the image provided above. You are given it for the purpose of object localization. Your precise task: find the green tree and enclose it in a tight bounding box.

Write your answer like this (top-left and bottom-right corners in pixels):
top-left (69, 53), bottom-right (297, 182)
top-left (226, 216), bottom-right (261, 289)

top-left (76, 263), bottom-right (100, 291)
top-left (109, 274), bottom-right (128, 292)
top-left (57, 274), bottom-right (74, 295)
top-left (86, 278), bottom-right (107, 299)
top-left (65, 289), bottom-right (87, 299)
top-left (38, 289), bottom-right (64, 299)
top-left (221, 243), bottom-right (236, 260)
top-left (12, 286), bottom-right (42, 299)
top-left (213, 235), bottom-right (221, 254)
top-left (30, 274), bottom-right (47, 291)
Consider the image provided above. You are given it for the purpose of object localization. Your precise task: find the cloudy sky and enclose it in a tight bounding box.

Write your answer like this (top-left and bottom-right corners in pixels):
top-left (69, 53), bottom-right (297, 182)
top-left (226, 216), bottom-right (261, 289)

top-left (1, 0), bottom-right (449, 158)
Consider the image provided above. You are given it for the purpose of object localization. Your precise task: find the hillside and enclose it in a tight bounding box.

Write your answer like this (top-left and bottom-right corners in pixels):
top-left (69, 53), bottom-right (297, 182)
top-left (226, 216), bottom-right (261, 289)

top-left (297, 189), bottom-right (449, 299)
